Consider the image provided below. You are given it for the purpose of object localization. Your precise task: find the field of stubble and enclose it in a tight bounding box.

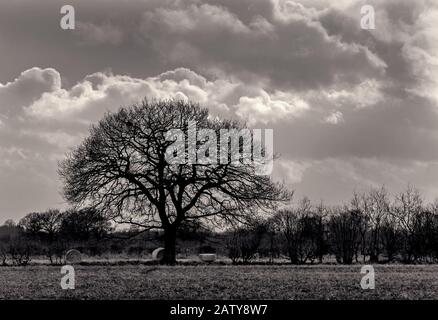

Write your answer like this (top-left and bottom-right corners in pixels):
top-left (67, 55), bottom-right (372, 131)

top-left (1, 264), bottom-right (438, 299)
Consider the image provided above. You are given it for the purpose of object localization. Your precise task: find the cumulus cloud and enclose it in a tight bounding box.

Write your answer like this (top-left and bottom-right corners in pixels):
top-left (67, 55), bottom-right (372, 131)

top-left (324, 111), bottom-right (344, 125)
top-left (401, 5), bottom-right (438, 103)
top-left (235, 90), bottom-right (309, 125)
top-left (23, 67), bottom-right (313, 127)
top-left (317, 0), bottom-right (438, 102)
top-left (0, 68), bottom-right (61, 117)
top-left (140, 0), bottom-right (387, 90)
top-left (317, 80), bottom-right (384, 109)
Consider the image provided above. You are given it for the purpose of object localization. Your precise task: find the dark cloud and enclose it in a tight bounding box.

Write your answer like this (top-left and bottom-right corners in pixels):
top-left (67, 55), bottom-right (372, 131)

top-left (0, 0), bottom-right (437, 221)
top-left (139, 0), bottom-right (386, 90)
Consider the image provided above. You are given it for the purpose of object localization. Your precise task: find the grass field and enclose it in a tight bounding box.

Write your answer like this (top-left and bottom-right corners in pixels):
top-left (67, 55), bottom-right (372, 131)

top-left (1, 264), bottom-right (438, 299)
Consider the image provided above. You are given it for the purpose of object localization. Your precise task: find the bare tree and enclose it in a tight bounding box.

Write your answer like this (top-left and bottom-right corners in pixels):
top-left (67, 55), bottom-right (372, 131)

top-left (367, 187), bottom-right (390, 262)
top-left (261, 216), bottom-right (282, 263)
top-left (59, 100), bottom-right (290, 264)
top-left (60, 208), bottom-right (112, 241)
top-left (391, 185), bottom-right (423, 263)
top-left (381, 213), bottom-right (400, 262)
top-left (19, 210), bottom-right (65, 264)
top-left (329, 207), bottom-right (365, 264)
top-left (275, 197), bottom-right (323, 264)
top-left (226, 222), bottom-right (266, 264)
top-left (314, 201), bottom-right (328, 263)
top-left (19, 209), bottom-right (63, 242)
top-left (7, 240), bottom-right (32, 266)
top-left (351, 187), bottom-right (390, 262)
top-left (0, 245), bottom-right (7, 266)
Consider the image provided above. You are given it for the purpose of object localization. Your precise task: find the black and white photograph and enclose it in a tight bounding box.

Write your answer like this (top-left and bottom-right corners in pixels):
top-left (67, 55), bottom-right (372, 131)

top-left (0, 0), bottom-right (438, 314)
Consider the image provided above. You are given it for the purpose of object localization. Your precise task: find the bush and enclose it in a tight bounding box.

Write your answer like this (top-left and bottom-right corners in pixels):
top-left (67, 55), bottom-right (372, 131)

top-left (8, 241), bottom-right (32, 266)
top-left (274, 198), bottom-right (327, 265)
top-left (226, 224), bottom-right (266, 264)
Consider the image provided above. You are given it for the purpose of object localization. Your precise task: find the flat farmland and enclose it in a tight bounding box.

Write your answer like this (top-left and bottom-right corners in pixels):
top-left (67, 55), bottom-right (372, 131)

top-left (1, 264), bottom-right (438, 299)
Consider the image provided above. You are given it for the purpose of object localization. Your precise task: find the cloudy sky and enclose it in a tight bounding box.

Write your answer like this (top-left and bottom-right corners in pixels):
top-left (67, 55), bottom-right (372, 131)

top-left (0, 0), bottom-right (437, 222)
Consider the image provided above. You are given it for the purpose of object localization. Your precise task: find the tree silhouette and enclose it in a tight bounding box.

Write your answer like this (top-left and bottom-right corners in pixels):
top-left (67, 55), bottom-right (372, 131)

top-left (59, 99), bottom-right (290, 264)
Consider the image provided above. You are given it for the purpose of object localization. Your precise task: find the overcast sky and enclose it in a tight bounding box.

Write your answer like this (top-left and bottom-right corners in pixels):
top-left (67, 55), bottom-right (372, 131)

top-left (0, 0), bottom-right (437, 222)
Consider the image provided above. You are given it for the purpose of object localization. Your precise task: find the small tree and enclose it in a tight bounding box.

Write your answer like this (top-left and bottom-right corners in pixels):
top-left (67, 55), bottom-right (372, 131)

top-left (19, 210), bottom-right (65, 265)
top-left (19, 210), bottom-right (63, 242)
top-left (351, 187), bottom-right (390, 263)
top-left (59, 208), bottom-right (112, 242)
top-left (275, 198), bottom-right (323, 264)
top-left (261, 217), bottom-right (282, 263)
top-left (381, 214), bottom-right (400, 262)
top-left (329, 208), bottom-right (365, 264)
top-left (391, 185), bottom-right (423, 263)
top-left (314, 202), bottom-right (328, 263)
top-left (226, 223), bottom-right (266, 264)
top-left (7, 238), bottom-right (33, 266)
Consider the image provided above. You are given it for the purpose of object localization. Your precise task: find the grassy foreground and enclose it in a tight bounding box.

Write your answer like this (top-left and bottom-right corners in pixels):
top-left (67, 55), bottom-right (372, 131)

top-left (1, 264), bottom-right (437, 299)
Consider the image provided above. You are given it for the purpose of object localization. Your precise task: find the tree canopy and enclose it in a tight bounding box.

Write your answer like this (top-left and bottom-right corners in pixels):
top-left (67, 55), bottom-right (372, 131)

top-left (59, 99), bottom-right (290, 263)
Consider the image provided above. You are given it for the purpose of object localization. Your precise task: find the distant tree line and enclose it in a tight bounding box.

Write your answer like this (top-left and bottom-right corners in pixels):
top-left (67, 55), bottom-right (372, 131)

top-left (2, 185), bottom-right (438, 266)
top-left (0, 208), bottom-right (113, 265)
top-left (226, 185), bottom-right (438, 265)
top-left (0, 208), bottom-right (206, 266)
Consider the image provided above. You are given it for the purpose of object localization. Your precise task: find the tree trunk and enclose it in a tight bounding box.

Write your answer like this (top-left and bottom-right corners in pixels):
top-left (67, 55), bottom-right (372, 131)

top-left (161, 227), bottom-right (177, 265)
